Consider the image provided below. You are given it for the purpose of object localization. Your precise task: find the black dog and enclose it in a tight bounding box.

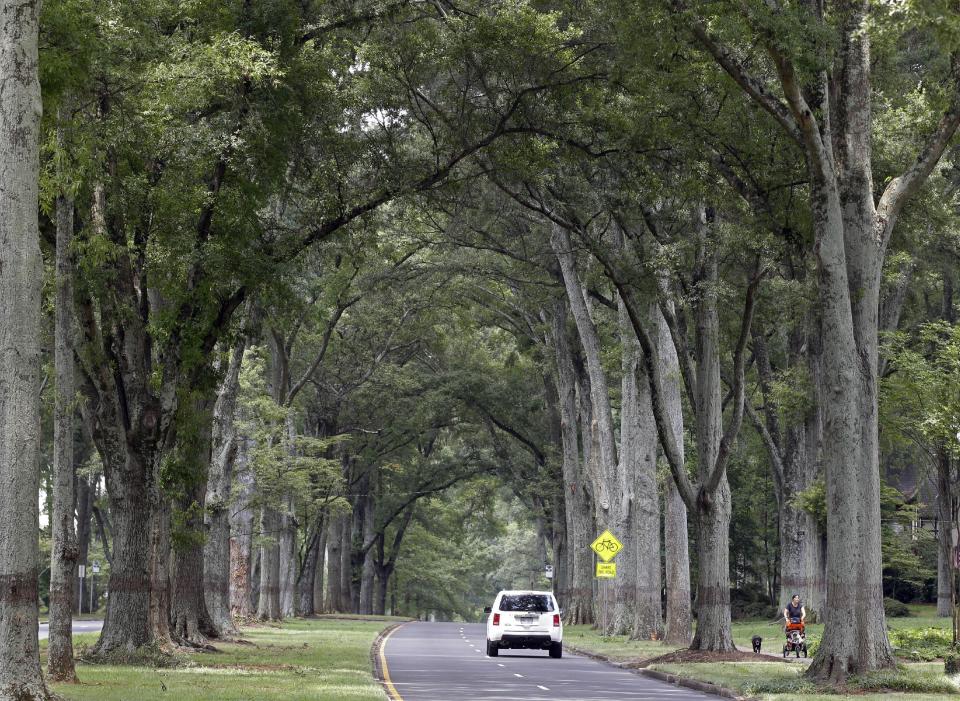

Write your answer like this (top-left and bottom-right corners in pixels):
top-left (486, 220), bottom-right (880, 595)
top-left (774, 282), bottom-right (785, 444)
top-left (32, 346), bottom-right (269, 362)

top-left (751, 635), bottom-right (762, 654)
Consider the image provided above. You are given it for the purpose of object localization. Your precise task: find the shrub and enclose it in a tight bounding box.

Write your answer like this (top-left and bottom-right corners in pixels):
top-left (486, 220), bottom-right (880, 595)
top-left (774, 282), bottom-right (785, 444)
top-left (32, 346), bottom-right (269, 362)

top-left (743, 677), bottom-right (818, 695)
top-left (946, 651), bottom-right (960, 675)
top-left (884, 597), bottom-right (911, 618)
top-left (888, 627), bottom-right (953, 661)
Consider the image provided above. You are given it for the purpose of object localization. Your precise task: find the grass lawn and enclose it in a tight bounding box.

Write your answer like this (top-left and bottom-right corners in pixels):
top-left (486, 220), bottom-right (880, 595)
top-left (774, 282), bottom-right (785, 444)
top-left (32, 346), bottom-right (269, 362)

top-left (42, 616), bottom-right (398, 701)
top-left (566, 605), bottom-right (960, 700)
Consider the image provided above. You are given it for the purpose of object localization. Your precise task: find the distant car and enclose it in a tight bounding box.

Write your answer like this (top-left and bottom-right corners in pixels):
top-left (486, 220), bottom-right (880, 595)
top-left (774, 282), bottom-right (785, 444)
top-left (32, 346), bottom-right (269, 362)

top-left (484, 590), bottom-right (563, 658)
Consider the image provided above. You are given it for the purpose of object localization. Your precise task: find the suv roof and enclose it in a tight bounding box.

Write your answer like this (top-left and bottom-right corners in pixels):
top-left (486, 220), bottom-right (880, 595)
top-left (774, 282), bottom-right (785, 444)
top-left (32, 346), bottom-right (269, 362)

top-left (497, 590), bottom-right (554, 596)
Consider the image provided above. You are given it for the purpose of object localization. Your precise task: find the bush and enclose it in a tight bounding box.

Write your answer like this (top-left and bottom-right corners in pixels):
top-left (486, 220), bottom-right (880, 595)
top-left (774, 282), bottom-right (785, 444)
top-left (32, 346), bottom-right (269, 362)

top-left (884, 597), bottom-right (911, 618)
top-left (743, 677), bottom-right (818, 695)
top-left (946, 651), bottom-right (960, 675)
top-left (888, 627), bottom-right (954, 661)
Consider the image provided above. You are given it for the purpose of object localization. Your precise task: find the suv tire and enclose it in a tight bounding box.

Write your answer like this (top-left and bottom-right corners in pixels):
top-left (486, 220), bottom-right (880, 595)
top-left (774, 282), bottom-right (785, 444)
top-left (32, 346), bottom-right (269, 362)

top-left (549, 641), bottom-right (562, 659)
top-left (486, 640), bottom-right (499, 657)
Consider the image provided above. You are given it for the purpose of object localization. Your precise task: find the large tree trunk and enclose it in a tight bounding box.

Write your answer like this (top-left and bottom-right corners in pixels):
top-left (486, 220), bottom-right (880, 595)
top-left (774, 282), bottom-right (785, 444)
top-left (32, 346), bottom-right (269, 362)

top-left (297, 514), bottom-right (325, 616)
top-left (312, 525), bottom-right (327, 614)
top-left (94, 447), bottom-right (156, 654)
top-left (171, 487), bottom-right (217, 643)
top-left (664, 481), bottom-right (691, 644)
top-left (204, 337), bottom-right (245, 634)
top-left (689, 239), bottom-right (734, 652)
top-left (0, 0), bottom-right (48, 692)
top-left (75, 472), bottom-right (93, 614)
top-left (326, 515), bottom-right (345, 613)
top-left (48, 132), bottom-right (79, 683)
top-left (341, 516), bottom-right (353, 612)
top-left (374, 564), bottom-right (391, 617)
top-left (778, 410), bottom-right (826, 620)
top-left (257, 505), bottom-right (282, 620)
top-left (618, 300), bottom-right (662, 640)
top-left (149, 499), bottom-right (172, 648)
top-left (805, 151), bottom-right (895, 680)
top-left (278, 495), bottom-right (297, 617)
top-left (551, 225), bottom-right (621, 633)
top-left (937, 449), bottom-right (954, 618)
top-left (659, 309), bottom-right (692, 645)
top-left (549, 300), bottom-right (593, 624)
top-left (359, 492), bottom-right (376, 615)
top-left (229, 442), bottom-right (254, 619)
top-left (752, 315), bottom-right (828, 621)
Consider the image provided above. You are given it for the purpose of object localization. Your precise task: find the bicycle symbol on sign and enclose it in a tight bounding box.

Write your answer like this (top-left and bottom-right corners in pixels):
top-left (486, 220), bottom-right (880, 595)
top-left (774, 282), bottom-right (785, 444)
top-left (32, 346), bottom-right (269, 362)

top-left (591, 530), bottom-right (623, 562)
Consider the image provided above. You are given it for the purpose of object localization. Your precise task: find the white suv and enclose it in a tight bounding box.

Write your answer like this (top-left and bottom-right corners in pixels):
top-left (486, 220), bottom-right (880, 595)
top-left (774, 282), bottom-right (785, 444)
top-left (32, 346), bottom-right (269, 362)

top-left (484, 590), bottom-right (563, 658)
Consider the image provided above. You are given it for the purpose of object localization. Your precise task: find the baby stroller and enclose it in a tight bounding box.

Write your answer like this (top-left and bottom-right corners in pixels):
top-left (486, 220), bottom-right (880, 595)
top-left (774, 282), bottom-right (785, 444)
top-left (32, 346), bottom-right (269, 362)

top-left (783, 617), bottom-right (807, 658)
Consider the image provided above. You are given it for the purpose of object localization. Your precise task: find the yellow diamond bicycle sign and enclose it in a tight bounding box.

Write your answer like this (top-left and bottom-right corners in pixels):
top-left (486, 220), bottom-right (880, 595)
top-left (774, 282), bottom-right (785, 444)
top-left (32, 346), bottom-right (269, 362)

top-left (590, 529), bottom-right (623, 562)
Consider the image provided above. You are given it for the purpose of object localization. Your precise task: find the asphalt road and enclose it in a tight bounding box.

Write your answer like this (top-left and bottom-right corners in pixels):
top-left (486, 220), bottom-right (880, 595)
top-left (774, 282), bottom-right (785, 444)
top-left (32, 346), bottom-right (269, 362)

top-left (38, 619), bottom-right (104, 640)
top-left (381, 622), bottom-right (718, 701)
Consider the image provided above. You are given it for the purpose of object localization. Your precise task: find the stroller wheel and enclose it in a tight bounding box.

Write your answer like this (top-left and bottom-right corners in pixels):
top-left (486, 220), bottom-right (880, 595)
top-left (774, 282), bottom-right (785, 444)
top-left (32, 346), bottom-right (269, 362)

top-left (783, 645), bottom-right (789, 658)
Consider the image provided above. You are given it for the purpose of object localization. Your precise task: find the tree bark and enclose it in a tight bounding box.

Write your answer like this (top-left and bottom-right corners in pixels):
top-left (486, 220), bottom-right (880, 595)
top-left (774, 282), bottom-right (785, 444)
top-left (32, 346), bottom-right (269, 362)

top-left (75, 471), bottom-right (93, 614)
top-left (297, 513), bottom-right (325, 616)
top-left (48, 121), bottom-right (79, 682)
top-left (689, 246), bottom-right (734, 652)
top-left (659, 308), bottom-right (692, 645)
top-left (257, 505), bottom-right (282, 620)
top-left (204, 336), bottom-right (246, 635)
top-left (171, 496), bottom-right (218, 643)
top-left (359, 491), bottom-right (376, 615)
top-left (278, 495), bottom-right (297, 617)
top-left (326, 515), bottom-right (345, 613)
top-left (341, 516), bottom-right (353, 612)
top-left (549, 300), bottom-right (594, 624)
top-left (551, 225), bottom-right (622, 633)
top-left (94, 446), bottom-right (156, 653)
top-left (229, 440), bottom-right (254, 619)
top-left (312, 524), bottom-right (327, 614)
top-left (148, 498), bottom-right (172, 649)
top-left (619, 299), bottom-right (662, 640)
top-left (0, 0), bottom-right (48, 691)
top-left (937, 449), bottom-right (954, 618)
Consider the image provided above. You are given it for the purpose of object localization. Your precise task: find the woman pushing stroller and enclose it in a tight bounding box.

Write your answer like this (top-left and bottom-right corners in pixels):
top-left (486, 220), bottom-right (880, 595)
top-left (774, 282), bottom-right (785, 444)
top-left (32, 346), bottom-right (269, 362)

top-left (782, 594), bottom-right (808, 657)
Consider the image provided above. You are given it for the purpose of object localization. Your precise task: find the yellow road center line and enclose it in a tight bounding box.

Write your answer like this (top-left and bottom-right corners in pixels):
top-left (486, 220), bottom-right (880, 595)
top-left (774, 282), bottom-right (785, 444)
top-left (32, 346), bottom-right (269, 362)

top-left (379, 624), bottom-right (406, 701)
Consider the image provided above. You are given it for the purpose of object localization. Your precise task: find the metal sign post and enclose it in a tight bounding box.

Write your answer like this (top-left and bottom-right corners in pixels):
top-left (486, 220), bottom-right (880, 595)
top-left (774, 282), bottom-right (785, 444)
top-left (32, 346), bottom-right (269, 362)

top-left (90, 561), bottom-right (99, 613)
top-left (78, 564), bottom-right (86, 613)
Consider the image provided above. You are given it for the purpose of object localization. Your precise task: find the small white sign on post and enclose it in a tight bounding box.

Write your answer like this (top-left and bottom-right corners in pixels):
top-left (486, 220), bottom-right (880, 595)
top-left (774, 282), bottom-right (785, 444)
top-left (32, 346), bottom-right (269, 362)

top-left (78, 565), bottom-right (86, 578)
top-left (545, 565), bottom-right (554, 580)
top-left (92, 561), bottom-right (101, 575)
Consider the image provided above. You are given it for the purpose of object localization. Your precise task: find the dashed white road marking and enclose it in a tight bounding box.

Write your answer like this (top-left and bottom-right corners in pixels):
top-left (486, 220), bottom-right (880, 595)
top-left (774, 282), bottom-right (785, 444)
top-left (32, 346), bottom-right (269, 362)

top-left (513, 673), bottom-right (524, 678)
top-left (496, 663), bottom-right (505, 667)
top-left (537, 685), bottom-right (550, 691)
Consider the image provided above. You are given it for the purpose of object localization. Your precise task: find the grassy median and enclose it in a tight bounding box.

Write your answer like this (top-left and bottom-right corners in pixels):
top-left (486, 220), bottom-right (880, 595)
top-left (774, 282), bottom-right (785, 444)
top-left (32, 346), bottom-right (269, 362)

top-left (565, 605), bottom-right (960, 700)
top-left (43, 616), bottom-right (401, 701)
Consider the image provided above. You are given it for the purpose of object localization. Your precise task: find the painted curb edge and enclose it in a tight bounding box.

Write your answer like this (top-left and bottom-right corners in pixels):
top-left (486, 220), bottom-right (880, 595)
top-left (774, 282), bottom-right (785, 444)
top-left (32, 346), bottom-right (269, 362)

top-left (371, 621), bottom-right (409, 701)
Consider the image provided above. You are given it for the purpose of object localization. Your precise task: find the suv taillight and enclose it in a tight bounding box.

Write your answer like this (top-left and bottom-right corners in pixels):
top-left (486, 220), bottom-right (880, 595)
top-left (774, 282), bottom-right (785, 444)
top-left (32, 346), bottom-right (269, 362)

top-left (493, 613), bottom-right (500, 626)
top-left (553, 614), bottom-right (560, 627)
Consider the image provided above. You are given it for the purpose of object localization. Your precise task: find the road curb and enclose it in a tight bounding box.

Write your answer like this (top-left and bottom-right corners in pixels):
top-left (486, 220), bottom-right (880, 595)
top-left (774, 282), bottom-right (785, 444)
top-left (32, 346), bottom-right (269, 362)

top-left (564, 643), bottom-right (756, 701)
top-left (371, 621), bottom-right (408, 701)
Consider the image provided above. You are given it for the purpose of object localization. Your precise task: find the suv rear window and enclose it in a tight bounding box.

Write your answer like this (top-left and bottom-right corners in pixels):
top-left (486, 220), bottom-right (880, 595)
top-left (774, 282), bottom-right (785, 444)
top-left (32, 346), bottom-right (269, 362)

top-left (498, 594), bottom-right (554, 612)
